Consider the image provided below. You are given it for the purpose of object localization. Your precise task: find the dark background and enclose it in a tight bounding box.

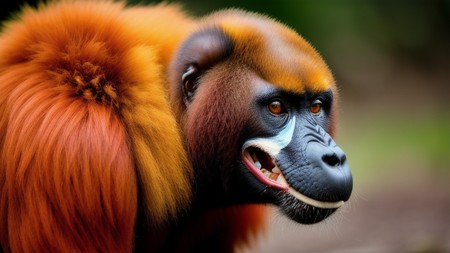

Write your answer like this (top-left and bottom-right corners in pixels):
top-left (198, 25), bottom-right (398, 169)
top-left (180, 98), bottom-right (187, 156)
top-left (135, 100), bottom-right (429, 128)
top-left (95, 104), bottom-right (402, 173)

top-left (1, 1), bottom-right (450, 252)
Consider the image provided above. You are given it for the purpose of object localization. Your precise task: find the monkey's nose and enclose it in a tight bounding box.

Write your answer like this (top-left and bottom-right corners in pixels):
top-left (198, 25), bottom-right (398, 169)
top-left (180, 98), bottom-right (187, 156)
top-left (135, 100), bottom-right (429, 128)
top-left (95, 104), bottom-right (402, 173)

top-left (318, 146), bottom-right (352, 202)
top-left (303, 142), bottom-right (353, 202)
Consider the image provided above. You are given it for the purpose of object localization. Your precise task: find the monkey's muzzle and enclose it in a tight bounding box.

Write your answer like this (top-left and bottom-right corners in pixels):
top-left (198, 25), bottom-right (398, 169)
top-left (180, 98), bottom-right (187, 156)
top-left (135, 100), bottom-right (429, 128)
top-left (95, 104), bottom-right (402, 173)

top-left (242, 146), bottom-right (345, 210)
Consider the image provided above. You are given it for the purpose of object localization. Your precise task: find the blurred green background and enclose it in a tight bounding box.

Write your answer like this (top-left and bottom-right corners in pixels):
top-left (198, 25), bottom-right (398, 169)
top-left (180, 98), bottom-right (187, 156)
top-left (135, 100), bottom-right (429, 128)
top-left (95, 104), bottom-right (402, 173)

top-left (1, 0), bottom-right (449, 252)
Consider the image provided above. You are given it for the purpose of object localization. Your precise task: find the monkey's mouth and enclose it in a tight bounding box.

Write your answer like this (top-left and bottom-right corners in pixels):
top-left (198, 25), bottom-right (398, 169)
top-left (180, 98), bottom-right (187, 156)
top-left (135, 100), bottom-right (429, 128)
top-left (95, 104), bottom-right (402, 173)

top-left (242, 147), bottom-right (289, 190)
top-left (242, 147), bottom-right (344, 210)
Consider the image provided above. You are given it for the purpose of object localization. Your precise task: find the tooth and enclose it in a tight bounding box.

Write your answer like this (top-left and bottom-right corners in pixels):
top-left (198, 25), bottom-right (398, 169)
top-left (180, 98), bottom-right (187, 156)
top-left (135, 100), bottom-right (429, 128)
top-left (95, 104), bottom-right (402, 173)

top-left (272, 167), bottom-right (281, 174)
top-left (269, 173), bottom-right (278, 181)
top-left (276, 174), bottom-right (288, 186)
top-left (261, 168), bottom-right (271, 178)
top-left (254, 161), bottom-right (262, 169)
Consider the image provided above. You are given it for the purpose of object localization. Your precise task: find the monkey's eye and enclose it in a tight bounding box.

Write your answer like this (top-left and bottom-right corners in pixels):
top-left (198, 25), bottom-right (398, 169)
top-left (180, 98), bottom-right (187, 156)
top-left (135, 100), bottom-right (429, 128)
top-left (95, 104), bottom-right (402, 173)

top-left (182, 64), bottom-right (200, 102)
top-left (268, 100), bottom-right (286, 115)
top-left (310, 99), bottom-right (322, 116)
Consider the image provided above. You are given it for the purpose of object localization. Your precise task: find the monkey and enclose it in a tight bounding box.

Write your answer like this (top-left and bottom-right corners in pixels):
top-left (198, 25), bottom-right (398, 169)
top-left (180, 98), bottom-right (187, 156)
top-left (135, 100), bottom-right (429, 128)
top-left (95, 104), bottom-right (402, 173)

top-left (0, 1), bottom-right (352, 253)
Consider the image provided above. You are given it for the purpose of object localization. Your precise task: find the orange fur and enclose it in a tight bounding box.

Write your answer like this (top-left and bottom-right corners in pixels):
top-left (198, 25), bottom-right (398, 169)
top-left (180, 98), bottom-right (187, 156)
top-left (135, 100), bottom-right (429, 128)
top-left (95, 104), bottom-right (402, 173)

top-left (206, 10), bottom-right (335, 94)
top-left (203, 10), bottom-right (339, 136)
top-left (0, 1), bottom-right (194, 252)
top-left (0, 1), bottom-right (338, 252)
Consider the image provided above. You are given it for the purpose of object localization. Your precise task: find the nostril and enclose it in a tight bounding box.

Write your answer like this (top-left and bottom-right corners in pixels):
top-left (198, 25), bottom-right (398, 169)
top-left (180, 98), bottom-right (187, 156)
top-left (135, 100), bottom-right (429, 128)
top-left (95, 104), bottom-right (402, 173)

top-left (341, 154), bottom-right (347, 164)
top-left (322, 153), bottom-right (340, 167)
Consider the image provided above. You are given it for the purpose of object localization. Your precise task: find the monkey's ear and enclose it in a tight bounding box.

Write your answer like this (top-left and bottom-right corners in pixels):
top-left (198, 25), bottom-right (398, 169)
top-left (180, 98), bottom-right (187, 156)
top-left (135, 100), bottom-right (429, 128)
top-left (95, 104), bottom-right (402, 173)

top-left (173, 28), bottom-right (234, 105)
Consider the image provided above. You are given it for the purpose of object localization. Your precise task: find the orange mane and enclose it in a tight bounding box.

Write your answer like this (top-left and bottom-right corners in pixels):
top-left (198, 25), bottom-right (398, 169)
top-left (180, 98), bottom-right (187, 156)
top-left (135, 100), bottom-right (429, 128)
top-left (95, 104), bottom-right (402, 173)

top-left (0, 1), bottom-right (194, 251)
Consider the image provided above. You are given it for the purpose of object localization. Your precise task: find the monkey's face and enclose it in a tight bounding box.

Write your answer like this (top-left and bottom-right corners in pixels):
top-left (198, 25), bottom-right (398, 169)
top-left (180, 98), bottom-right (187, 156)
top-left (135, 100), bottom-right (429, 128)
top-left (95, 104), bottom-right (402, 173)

top-left (169, 11), bottom-right (352, 224)
top-left (240, 77), bottom-right (352, 224)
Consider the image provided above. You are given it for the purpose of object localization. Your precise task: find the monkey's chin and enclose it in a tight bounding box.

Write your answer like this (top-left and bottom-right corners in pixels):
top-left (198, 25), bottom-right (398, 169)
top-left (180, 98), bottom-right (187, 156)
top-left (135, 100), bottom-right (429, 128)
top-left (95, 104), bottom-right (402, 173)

top-left (275, 191), bottom-right (337, 224)
top-left (241, 147), bottom-right (344, 223)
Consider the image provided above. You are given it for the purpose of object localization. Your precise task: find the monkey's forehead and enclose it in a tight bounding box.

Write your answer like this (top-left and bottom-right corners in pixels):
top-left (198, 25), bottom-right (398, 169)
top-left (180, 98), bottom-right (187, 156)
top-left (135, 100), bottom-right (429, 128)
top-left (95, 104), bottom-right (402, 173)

top-left (204, 10), bottom-right (335, 94)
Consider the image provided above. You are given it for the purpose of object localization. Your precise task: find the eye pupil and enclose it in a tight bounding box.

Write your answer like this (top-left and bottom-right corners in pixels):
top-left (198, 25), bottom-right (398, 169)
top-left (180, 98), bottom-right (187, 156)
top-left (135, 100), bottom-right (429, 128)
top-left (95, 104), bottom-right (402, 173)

top-left (269, 100), bottom-right (283, 114)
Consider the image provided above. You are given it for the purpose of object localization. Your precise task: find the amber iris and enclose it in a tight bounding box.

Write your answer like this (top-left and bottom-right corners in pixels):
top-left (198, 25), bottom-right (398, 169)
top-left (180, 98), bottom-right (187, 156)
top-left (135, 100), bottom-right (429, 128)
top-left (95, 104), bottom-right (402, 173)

top-left (268, 100), bottom-right (283, 115)
top-left (310, 100), bottom-right (322, 115)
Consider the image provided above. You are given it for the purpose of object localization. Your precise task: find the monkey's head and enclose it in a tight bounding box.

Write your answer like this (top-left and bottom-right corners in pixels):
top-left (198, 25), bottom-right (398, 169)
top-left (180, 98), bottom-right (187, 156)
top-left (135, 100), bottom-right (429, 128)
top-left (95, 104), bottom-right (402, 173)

top-left (169, 10), bottom-right (352, 224)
